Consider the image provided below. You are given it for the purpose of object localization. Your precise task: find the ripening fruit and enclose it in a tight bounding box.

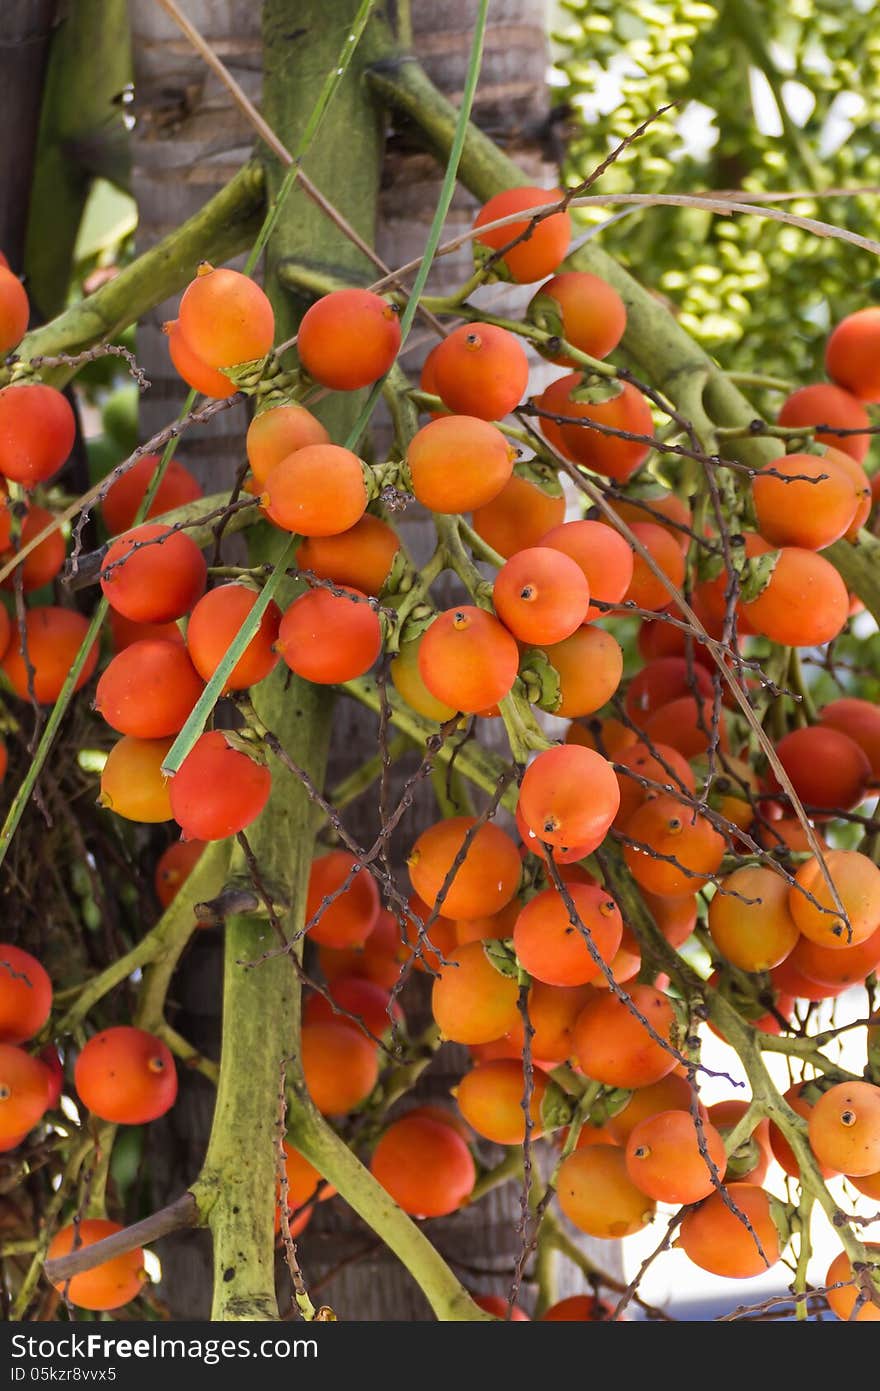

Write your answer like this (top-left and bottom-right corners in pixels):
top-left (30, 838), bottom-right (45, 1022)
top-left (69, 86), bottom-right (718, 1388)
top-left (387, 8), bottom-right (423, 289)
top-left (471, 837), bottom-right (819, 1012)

top-left (431, 323), bottom-right (529, 421)
top-left (453, 898), bottom-right (520, 946)
top-left (455, 1059), bottom-right (550, 1145)
top-left (624, 522), bottom-right (686, 611)
top-left (169, 730), bottom-right (271, 841)
top-left (528, 271), bottom-right (626, 365)
top-left (492, 546), bottom-right (590, 645)
top-left (94, 640), bottom-right (205, 738)
top-left (305, 850), bottom-right (380, 949)
top-left (47, 1221), bottom-right (146, 1311)
top-left (474, 1294), bottom-right (530, 1320)
top-left (820, 697), bottom-right (880, 778)
top-left (304, 976), bottom-right (399, 1040)
top-left (298, 289), bottom-right (401, 390)
top-left (2, 606), bottom-right (99, 703)
top-left (473, 186), bottom-right (571, 283)
top-left (108, 610), bottom-right (184, 652)
top-left (186, 584), bottom-right (281, 691)
top-left (0, 945), bottom-right (51, 1045)
top-left (0, 384), bottom-right (75, 486)
top-left (154, 838), bottom-right (206, 909)
top-left (625, 1109), bottom-right (727, 1205)
top-left (100, 524), bottom-right (206, 624)
top-left (826, 308), bottom-right (880, 402)
top-left (261, 444), bottom-right (368, 536)
top-left (276, 585), bottom-right (381, 683)
top-left (538, 626), bottom-right (623, 718)
top-left (503, 981), bottom-right (592, 1064)
top-left (808, 1081), bottom-right (880, 1176)
top-left (790, 925), bottom-right (880, 989)
top-left (418, 606), bottom-right (519, 713)
top-left (401, 895), bottom-right (458, 973)
top-left (75, 1026), bottom-right (177, 1124)
top-left (0, 266), bottom-right (29, 353)
top-left (371, 1112), bottom-right (475, 1216)
top-left (741, 547), bottom-right (849, 648)
top-left (518, 744), bottom-right (620, 850)
top-left (513, 883), bottom-right (622, 987)
top-left (752, 452), bottom-right (859, 550)
top-left (829, 447), bottom-right (873, 539)
top-left (101, 455), bottom-right (203, 535)
top-left (825, 1247), bottom-right (880, 1322)
top-left (432, 941), bottom-right (520, 1044)
top-left (300, 1019), bottom-right (378, 1114)
top-left (407, 415), bottom-right (514, 513)
top-left (778, 384), bottom-right (871, 462)
top-left (557, 1146), bottom-right (656, 1239)
top-left (0, 600), bottom-right (9, 662)
top-left (542, 1295), bottom-right (615, 1321)
top-left (770, 725), bottom-right (871, 814)
top-left (539, 519), bottom-right (634, 620)
top-left (390, 638), bottom-right (458, 723)
top-left (164, 317), bottom-right (238, 398)
top-left (0, 503), bottom-right (66, 593)
top-left (318, 908), bottom-right (401, 991)
top-left (557, 377), bottom-right (654, 482)
top-left (100, 736), bottom-right (173, 822)
top-left (515, 801), bottom-right (596, 863)
top-left (678, 1185), bottom-right (782, 1278)
top-left (246, 403), bottom-right (330, 485)
top-left (708, 1100), bottom-right (773, 1184)
top-left (295, 514), bottom-right (400, 597)
top-left (0, 1044), bottom-right (49, 1141)
top-left (565, 715), bottom-right (636, 758)
top-left (573, 985), bottom-right (678, 1089)
top-left (623, 796), bottom-right (725, 898)
top-left (768, 1081), bottom-right (837, 1180)
top-left (641, 695), bottom-right (730, 761)
top-left (707, 867), bottom-right (799, 972)
top-left (788, 850), bottom-right (880, 949)
top-left (472, 474), bottom-right (565, 559)
top-left (606, 1072), bottom-right (696, 1145)
top-left (276, 1140), bottom-right (333, 1236)
top-left (407, 817), bottom-right (520, 920)
top-left (626, 656), bottom-right (713, 720)
top-left (613, 740), bottom-right (696, 830)
top-left (178, 264), bottom-right (274, 367)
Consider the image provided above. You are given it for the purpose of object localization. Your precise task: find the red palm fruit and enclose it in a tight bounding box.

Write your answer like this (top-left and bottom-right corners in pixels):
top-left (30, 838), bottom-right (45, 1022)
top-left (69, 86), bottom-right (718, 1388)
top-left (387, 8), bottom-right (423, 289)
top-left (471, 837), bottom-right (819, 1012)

top-left (788, 849), bottom-right (880, 949)
top-left (453, 898), bottom-right (520, 945)
top-left (419, 343), bottom-right (445, 416)
top-left (769, 725), bottom-right (871, 813)
top-left (565, 715), bottom-right (636, 757)
top-left (606, 1072), bottom-right (696, 1144)
top-left (418, 606), bottom-right (519, 713)
top-left (276, 1141), bottom-right (334, 1235)
top-left (0, 945), bottom-right (51, 1045)
top-left (573, 985), bottom-right (677, 1089)
top-left (539, 518), bottom-right (634, 620)
top-left (826, 446), bottom-right (872, 539)
top-left (0, 384), bottom-right (75, 487)
top-left (75, 1026), bottom-right (177, 1124)
top-left (623, 794), bottom-right (725, 898)
top-left (47, 1221), bottom-right (145, 1311)
top-left (850, 1170), bottom-right (880, 1200)
top-left (390, 638), bottom-right (458, 723)
top-left (371, 1112), bottom-right (475, 1216)
top-left (825, 1246), bottom-right (880, 1322)
top-left (305, 849), bottom-right (379, 949)
top-left (178, 263), bottom-right (274, 368)
top-left (514, 800), bottom-right (596, 864)
top-left (186, 583), bottom-right (281, 691)
top-left (108, 610), bottom-right (184, 652)
top-left (317, 909), bottom-right (401, 991)
top-left (768, 1081), bottom-right (838, 1180)
top-left (100, 523), bottom-right (206, 623)
top-left (638, 614), bottom-right (713, 668)
top-left (94, 640), bottom-right (204, 738)
top-left (246, 403), bottom-right (330, 486)
top-left (778, 383), bottom-right (871, 461)
top-left (542, 1294), bottom-right (615, 1321)
top-left (820, 697), bottom-right (880, 778)
top-left (0, 1044), bottom-right (49, 1140)
top-left (295, 514), bottom-right (400, 597)
top-left (513, 883), bottom-right (622, 987)
top-left (625, 1109), bottom-right (726, 1205)
top-left (624, 521), bottom-right (686, 611)
top-left (0, 503), bottom-right (66, 593)
top-left (2, 606), bottom-right (99, 703)
top-left (607, 492), bottom-right (693, 550)
top-left (493, 546), bottom-right (590, 645)
top-left (503, 982), bottom-right (593, 1064)
top-left (789, 925), bottom-right (880, 988)
top-left (741, 547), bottom-right (849, 648)
top-left (164, 318), bottom-right (237, 399)
top-left (432, 941), bottom-right (520, 1044)
top-left (708, 1099), bottom-right (772, 1184)
top-left (474, 1294), bottom-right (530, 1320)
top-left (558, 378), bottom-right (654, 482)
top-left (808, 1081), bottom-right (880, 1176)
top-left (538, 625), bottom-right (623, 719)
top-left (518, 744), bottom-right (620, 850)
top-left (261, 443), bottom-right (367, 536)
top-left (431, 323), bottom-right (529, 421)
top-left (300, 1019), bottom-right (378, 1114)
top-left (557, 1146), bottom-right (656, 1238)
top-left (770, 955), bottom-right (845, 1003)
top-left (613, 740), bottom-right (695, 829)
top-left (170, 730), bottom-right (271, 841)
top-left (455, 1059), bottom-right (550, 1145)
top-left (297, 289), bottom-right (401, 389)
top-left (100, 736), bottom-right (174, 823)
top-left (473, 186), bottom-right (571, 283)
top-left (641, 695), bottom-right (729, 759)
top-left (154, 839), bottom-right (206, 909)
top-left (101, 455), bottom-right (203, 535)
top-left (401, 894), bottom-right (459, 974)
top-left (625, 656), bottom-right (713, 720)
top-left (408, 817), bottom-right (520, 920)
top-left (0, 266), bottom-right (29, 353)
top-left (304, 976), bottom-right (399, 1040)
top-left (276, 585), bottom-right (381, 683)
top-left (528, 271), bottom-right (626, 364)
top-left (39, 1045), bottom-right (63, 1110)
top-left (0, 601), bottom-right (8, 662)
top-left (536, 372), bottom-right (580, 456)
top-left (678, 1185), bottom-right (782, 1278)
top-left (408, 414), bottom-right (514, 514)
top-left (708, 866), bottom-right (799, 972)
top-left (753, 451), bottom-right (859, 550)
top-left (826, 307), bottom-right (880, 401)
top-left (472, 475), bottom-right (565, 559)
